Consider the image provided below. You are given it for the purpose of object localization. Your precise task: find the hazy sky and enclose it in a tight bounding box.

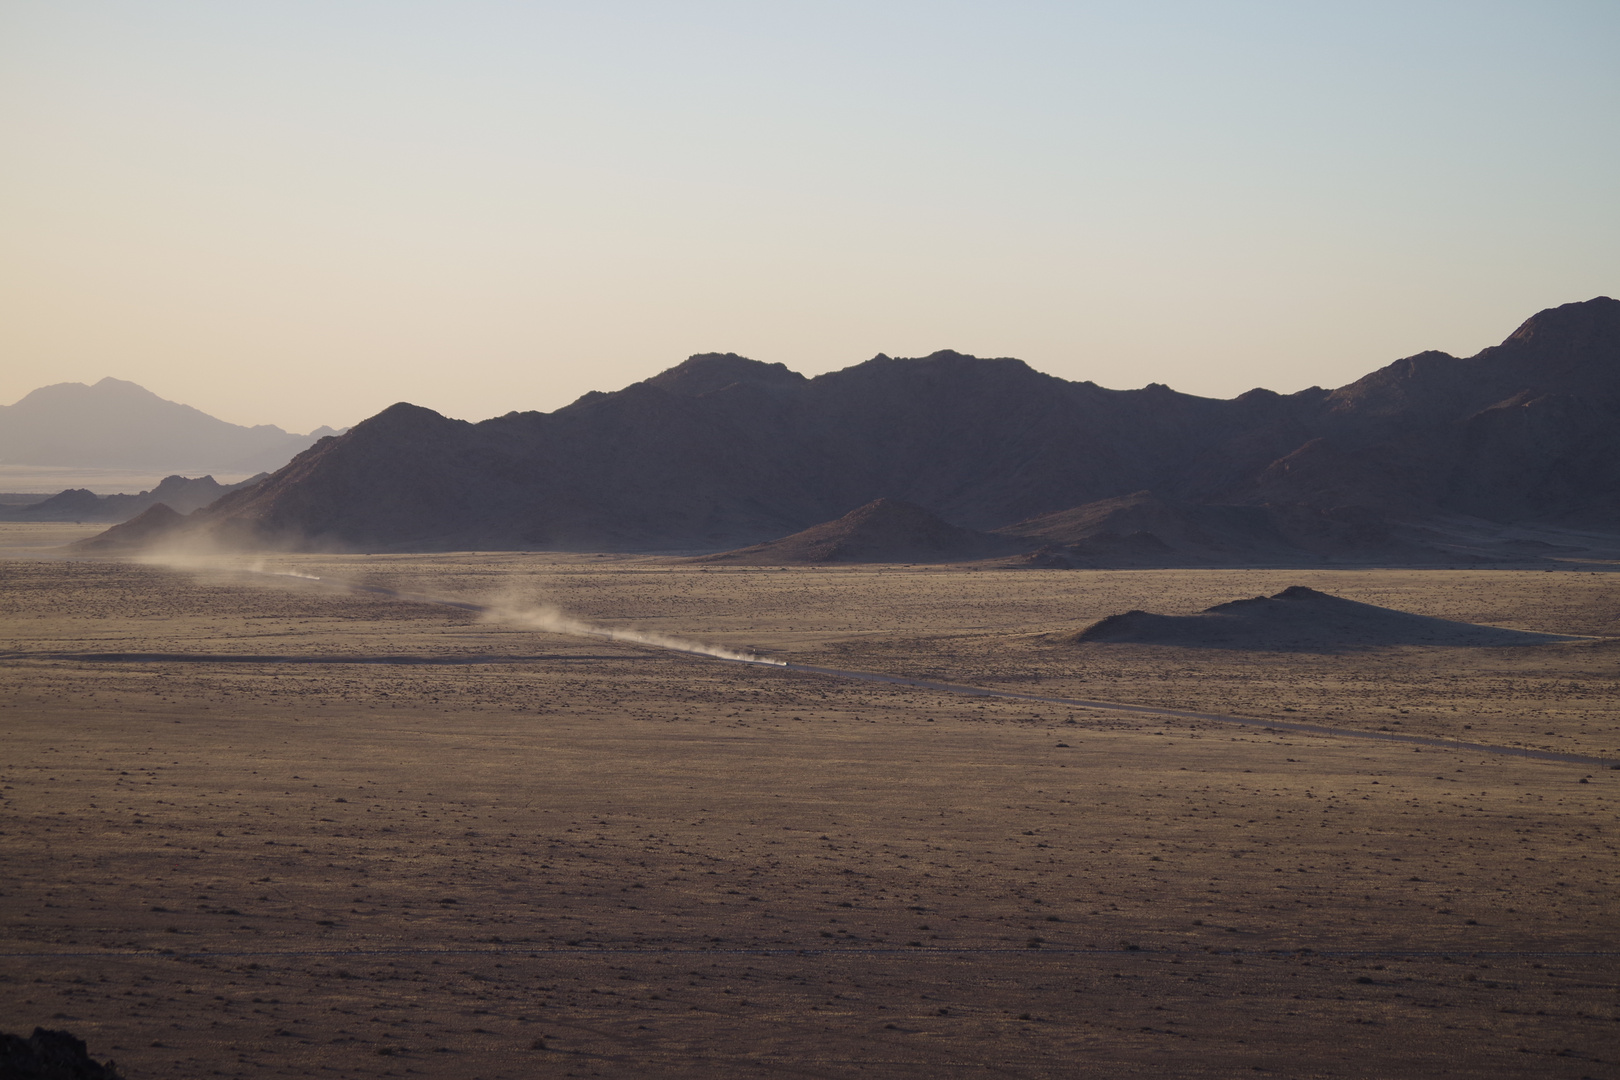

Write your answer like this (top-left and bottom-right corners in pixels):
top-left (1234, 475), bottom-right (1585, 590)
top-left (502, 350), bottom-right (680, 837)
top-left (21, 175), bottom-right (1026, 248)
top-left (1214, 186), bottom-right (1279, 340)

top-left (3, 1), bottom-right (1616, 432)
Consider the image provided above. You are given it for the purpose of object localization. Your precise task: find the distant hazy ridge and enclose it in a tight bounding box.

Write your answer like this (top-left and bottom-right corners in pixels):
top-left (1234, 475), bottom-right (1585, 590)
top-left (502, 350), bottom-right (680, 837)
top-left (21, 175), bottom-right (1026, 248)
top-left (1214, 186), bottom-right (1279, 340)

top-left (0, 377), bottom-right (339, 474)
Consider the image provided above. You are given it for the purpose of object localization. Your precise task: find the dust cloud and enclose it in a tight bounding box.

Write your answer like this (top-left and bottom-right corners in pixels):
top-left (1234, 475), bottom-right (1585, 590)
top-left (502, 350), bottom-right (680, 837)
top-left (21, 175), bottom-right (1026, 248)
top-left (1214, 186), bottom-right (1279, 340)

top-left (479, 599), bottom-right (785, 665)
top-left (132, 548), bottom-right (786, 667)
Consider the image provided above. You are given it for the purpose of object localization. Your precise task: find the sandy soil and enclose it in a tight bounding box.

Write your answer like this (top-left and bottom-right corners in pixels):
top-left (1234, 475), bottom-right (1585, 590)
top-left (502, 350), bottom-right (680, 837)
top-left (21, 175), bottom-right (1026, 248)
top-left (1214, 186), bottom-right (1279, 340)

top-left (1, 545), bottom-right (1617, 1078)
top-left (0, 523), bottom-right (108, 551)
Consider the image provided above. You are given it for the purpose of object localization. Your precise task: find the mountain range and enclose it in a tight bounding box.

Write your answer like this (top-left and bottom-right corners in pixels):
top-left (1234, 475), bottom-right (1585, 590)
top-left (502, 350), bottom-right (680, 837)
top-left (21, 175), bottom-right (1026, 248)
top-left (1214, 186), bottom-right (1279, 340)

top-left (0, 377), bottom-right (341, 475)
top-left (82, 297), bottom-right (1620, 561)
top-left (0, 473), bottom-right (266, 523)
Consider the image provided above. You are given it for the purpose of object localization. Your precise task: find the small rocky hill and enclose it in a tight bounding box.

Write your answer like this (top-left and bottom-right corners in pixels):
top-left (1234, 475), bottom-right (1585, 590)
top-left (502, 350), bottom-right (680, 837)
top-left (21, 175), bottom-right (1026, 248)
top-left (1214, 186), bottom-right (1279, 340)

top-left (1063, 586), bottom-right (1573, 652)
top-left (68, 503), bottom-right (190, 552)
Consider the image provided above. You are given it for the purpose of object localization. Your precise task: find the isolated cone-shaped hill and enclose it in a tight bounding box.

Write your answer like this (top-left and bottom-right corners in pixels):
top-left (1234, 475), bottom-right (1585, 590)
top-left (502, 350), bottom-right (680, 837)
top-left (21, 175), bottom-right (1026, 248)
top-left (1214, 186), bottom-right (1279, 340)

top-left (86, 296), bottom-right (1620, 559)
top-left (1064, 586), bottom-right (1574, 652)
top-left (68, 502), bottom-right (189, 552)
top-left (694, 498), bottom-right (1025, 564)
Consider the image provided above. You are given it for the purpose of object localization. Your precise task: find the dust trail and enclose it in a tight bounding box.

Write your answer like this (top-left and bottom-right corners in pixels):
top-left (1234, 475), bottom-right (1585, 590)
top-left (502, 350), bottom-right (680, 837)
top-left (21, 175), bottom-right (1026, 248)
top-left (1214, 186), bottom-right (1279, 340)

top-left (239, 564), bottom-right (786, 666)
top-left (481, 601), bottom-right (785, 665)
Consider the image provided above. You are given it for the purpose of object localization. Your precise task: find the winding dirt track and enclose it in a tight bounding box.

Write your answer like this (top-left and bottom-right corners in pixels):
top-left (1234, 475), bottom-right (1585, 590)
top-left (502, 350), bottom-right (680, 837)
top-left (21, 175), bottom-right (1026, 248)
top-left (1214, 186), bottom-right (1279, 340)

top-left (125, 563), bottom-right (1619, 771)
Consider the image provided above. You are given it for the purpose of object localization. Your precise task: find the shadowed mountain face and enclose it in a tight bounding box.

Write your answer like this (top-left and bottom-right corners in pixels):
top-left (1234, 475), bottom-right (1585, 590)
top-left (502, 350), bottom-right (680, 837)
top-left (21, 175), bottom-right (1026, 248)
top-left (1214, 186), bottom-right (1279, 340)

top-left (1064, 586), bottom-right (1574, 652)
top-left (992, 490), bottom-right (1434, 565)
top-left (114, 298), bottom-right (1620, 553)
top-left (694, 498), bottom-right (1024, 564)
top-left (0, 377), bottom-right (338, 474)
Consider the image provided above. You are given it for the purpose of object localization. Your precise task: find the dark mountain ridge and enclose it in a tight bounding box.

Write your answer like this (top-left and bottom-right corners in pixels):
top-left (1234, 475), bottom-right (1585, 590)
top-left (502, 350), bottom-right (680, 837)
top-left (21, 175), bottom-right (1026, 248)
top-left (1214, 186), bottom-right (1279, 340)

top-left (111, 298), bottom-right (1620, 556)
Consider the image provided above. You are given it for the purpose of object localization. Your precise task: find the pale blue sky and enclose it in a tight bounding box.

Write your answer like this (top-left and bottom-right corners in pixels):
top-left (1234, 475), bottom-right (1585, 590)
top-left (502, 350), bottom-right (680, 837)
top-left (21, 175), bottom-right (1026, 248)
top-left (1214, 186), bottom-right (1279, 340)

top-left (3, 1), bottom-right (1616, 431)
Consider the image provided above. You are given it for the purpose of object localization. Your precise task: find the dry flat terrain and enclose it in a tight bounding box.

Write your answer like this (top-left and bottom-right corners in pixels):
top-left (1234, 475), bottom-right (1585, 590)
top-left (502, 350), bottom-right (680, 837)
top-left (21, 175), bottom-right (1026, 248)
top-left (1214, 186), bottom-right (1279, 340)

top-left (2, 541), bottom-right (1618, 1078)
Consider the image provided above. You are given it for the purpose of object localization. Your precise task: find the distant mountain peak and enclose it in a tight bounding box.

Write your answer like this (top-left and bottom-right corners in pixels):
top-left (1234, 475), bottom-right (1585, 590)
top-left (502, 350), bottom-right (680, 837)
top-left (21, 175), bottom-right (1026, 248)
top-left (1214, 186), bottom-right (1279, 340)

top-left (645, 353), bottom-right (805, 397)
top-left (892, 349), bottom-right (1033, 370)
top-left (834, 351), bottom-right (1047, 391)
top-left (0, 377), bottom-right (336, 473)
top-left (1495, 297), bottom-right (1620, 371)
top-left (1506, 295), bottom-right (1619, 339)
top-left (368, 401), bottom-right (451, 423)
top-left (90, 375), bottom-right (158, 393)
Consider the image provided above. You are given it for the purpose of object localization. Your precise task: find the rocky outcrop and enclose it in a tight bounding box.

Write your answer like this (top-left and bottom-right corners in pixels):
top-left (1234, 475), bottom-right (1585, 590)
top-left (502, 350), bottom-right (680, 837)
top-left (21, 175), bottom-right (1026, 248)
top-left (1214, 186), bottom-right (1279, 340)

top-left (0, 1027), bottom-right (123, 1079)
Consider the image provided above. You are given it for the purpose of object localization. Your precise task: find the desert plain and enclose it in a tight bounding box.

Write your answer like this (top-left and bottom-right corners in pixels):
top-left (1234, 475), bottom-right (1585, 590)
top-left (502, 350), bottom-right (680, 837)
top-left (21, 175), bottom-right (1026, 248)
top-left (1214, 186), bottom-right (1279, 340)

top-left (2, 525), bottom-right (1618, 1078)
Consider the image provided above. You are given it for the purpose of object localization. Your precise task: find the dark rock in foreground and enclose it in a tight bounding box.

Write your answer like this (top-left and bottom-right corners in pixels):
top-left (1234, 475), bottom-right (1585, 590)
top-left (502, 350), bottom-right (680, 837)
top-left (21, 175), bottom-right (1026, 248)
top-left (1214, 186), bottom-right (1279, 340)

top-left (0, 1028), bottom-right (122, 1080)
